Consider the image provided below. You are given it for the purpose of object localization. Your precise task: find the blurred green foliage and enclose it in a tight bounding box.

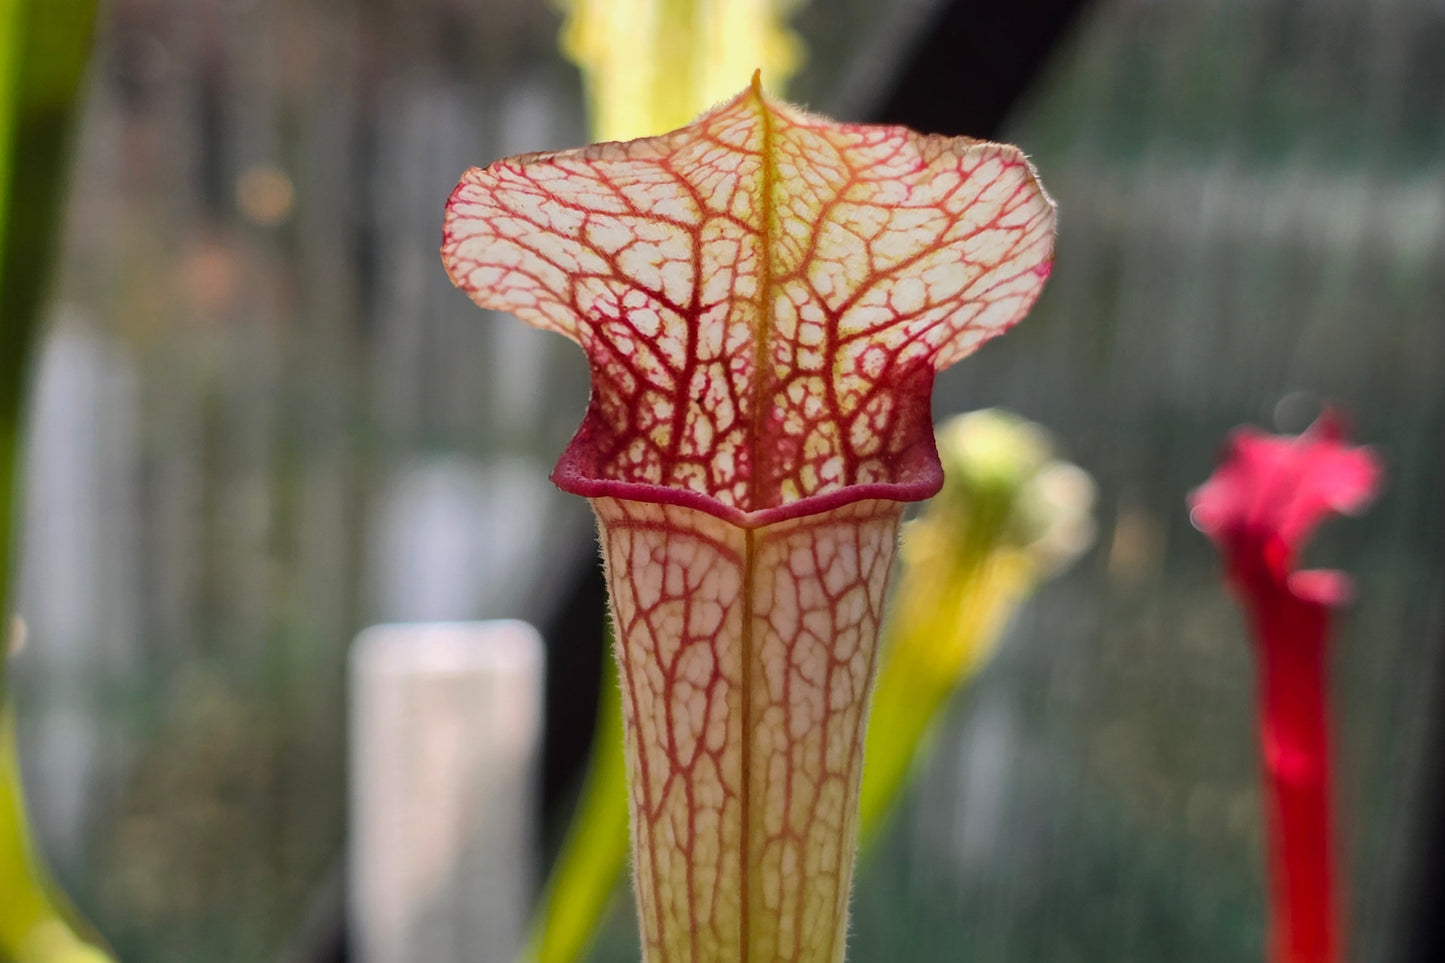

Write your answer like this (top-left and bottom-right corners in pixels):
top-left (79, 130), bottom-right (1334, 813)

top-left (525, 651), bottom-right (629, 963)
top-left (0, 0), bottom-right (97, 669)
top-left (858, 411), bottom-right (1094, 845)
top-left (0, 1), bottom-right (108, 961)
top-left (2, 708), bottom-right (111, 963)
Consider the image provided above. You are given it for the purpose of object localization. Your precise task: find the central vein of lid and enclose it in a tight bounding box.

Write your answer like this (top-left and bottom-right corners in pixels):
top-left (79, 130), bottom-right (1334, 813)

top-left (746, 82), bottom-right (778, 514)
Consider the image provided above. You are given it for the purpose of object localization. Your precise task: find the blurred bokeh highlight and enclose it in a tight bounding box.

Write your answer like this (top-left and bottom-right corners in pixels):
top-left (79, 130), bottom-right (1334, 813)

top-left (2, 0), bottom-right (1442, 962)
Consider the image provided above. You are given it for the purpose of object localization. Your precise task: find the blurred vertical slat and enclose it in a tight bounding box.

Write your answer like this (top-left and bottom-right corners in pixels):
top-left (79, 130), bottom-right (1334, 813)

top-left (349, 620), bottom-right (544, 963)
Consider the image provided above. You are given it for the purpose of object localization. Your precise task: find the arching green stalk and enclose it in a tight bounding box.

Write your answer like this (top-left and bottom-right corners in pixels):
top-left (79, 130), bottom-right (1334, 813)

top-left (0, 3), bottom-right (113, 961)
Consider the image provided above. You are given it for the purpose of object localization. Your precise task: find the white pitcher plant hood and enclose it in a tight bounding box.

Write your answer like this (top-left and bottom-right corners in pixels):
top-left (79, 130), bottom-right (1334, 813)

top-left (442, 77), bottom-right (1056, 962)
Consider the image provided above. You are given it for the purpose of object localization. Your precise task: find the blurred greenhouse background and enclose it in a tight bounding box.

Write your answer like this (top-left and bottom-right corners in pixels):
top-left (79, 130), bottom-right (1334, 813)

top-left (5, 0), bottom-right (1443, 961)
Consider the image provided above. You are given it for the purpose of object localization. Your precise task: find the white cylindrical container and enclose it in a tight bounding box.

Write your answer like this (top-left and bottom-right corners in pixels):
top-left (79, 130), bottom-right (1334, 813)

top-left (349, 620), bottom-right (544, 963)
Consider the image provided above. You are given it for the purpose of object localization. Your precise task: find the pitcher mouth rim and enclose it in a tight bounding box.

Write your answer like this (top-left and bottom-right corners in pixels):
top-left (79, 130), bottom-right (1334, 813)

top-left (553, 467), bottom-right (941, 529)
